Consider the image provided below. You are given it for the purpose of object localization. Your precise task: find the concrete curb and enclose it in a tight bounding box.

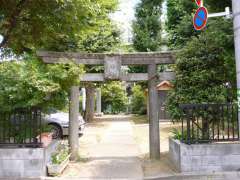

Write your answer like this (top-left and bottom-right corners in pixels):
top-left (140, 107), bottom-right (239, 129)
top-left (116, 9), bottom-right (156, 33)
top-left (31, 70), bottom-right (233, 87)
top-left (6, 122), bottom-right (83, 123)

top-left (2, 171), bottom-right (240, 180)
top-left (144, 171), bottom-right (240, 180)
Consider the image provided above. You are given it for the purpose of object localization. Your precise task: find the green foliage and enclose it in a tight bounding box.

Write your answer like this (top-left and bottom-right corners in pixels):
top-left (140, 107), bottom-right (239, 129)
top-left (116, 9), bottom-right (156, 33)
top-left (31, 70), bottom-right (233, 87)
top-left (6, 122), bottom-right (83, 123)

top-left (0, 0), bottom-right (118, 54)
top-left (131, 115), bottom-right (148, 124)
top-left (1, 0), bottom-right (120, 116)
top-left (0, 55), bottom-right (84, 111)
top-left (131, 85), bottom-right (147, 115)
top-left (132, 0), bottom-right (163, 52)
top-left (130, 0), bottom-right (162, 74)
top-left (167, 14), bottom-right (198, 49)
top-left (166, 19), bottom-right (235, 120)
top-left (166, 0), bottom-right (196, 48)
top-left (166, 0), bottom-right (235, 121)
top-left (78, 20), bottom-right (120, 53)
top-left (205, 0), bottom-right (231, 12)
top-left (171, 128), bottom-right (187, 140)
top-left (128, 66), bottom-right (148, 73)
top-left (171, 128), bottom-right (200, 142)
top-left (166, 0), bottom-right (231, 49)
top-left (166, 0), bottom-right (195, 30)
top-left (51, 142), bottom-right (69, 165)
top-left (101, 82), bottom-right (128, 114)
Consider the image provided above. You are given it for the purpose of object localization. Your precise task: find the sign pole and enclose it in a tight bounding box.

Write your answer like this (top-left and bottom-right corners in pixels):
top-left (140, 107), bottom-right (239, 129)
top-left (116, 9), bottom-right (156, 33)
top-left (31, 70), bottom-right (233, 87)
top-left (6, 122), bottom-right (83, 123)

top-left (232, 0), bottom-right (240, 135)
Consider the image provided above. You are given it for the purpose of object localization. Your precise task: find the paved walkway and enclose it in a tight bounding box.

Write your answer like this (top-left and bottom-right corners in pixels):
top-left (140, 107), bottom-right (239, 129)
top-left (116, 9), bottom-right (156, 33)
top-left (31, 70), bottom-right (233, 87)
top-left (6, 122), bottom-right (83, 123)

top-left (61, 115), bottom-right (143, 179)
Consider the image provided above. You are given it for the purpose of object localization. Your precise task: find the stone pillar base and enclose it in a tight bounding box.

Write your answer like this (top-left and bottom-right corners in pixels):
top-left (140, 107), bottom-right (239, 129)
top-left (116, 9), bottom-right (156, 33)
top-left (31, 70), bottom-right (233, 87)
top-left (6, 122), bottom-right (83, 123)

top-left (95, 112), bottom-right (104, 117)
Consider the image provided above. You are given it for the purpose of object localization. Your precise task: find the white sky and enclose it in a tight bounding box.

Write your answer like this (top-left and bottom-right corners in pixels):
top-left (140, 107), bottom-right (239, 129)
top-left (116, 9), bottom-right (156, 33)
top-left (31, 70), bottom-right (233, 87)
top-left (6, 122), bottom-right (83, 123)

top-left (111, 0), bottom-right (167, 43)
top-left (110, 0), bottom-right (140, 43)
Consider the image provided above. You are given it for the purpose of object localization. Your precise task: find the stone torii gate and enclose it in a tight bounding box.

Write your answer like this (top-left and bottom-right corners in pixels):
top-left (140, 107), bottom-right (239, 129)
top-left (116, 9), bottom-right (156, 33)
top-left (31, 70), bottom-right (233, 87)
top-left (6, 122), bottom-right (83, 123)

top-left (37, 51), bottom-right (175, 159)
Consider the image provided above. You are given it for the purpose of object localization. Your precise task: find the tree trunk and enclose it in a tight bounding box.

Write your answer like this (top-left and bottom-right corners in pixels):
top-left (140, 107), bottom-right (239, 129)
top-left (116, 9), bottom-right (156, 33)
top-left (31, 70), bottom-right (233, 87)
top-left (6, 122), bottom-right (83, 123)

top-left (85, 84), bottom-right (95, 122)
top-left (69, 86), bottom-right (80, 161)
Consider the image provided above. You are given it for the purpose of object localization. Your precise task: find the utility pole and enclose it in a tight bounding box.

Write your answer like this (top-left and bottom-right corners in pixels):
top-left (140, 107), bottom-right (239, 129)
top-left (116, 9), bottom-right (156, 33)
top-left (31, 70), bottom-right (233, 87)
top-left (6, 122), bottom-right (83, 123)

top-left (232, 0), bottom-right (240, 133)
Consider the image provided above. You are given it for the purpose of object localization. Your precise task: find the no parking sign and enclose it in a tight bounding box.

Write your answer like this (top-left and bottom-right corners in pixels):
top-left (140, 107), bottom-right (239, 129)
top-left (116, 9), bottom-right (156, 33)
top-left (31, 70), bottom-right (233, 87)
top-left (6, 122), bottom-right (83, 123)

top-left (193, 7), bottom-right (208, 31)
top-left (193, 0), bottom-right (208, 31)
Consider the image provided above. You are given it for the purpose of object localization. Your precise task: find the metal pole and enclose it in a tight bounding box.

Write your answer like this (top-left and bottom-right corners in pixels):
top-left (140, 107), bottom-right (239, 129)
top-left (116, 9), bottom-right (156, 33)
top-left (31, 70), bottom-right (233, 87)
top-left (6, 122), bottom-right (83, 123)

top-left (232, 0), bottom-right (240, 135)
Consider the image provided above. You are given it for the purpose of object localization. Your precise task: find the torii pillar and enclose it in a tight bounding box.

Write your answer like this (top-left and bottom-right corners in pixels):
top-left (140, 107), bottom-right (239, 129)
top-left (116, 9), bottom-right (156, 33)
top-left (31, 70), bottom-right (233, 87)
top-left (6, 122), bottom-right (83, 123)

top-left (148, 63), bottom-right (160, 159)
top-left (95, 88), bottom-right (103, 117)
top-left (69, 86), bottom-right (80, 160)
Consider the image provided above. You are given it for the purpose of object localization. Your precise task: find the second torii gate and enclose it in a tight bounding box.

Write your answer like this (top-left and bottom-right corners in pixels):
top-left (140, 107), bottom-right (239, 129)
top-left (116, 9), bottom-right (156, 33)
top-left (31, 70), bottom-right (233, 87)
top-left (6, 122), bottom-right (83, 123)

top-left (37, 51), bottom-right (175, 159)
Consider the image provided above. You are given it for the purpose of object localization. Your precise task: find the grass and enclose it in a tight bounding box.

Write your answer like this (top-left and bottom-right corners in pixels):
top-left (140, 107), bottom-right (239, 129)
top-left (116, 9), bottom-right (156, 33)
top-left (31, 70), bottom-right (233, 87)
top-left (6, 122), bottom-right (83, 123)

top-left (77, 155), bottom-right (89, 163)
top-left (131, 115), bottom-right (149, 124)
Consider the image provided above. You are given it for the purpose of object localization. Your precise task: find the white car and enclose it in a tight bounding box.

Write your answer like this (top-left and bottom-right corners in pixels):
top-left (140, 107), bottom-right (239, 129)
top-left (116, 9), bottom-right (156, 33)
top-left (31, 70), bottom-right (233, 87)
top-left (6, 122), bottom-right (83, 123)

top-left (44, 112), bottom-right (85, 139)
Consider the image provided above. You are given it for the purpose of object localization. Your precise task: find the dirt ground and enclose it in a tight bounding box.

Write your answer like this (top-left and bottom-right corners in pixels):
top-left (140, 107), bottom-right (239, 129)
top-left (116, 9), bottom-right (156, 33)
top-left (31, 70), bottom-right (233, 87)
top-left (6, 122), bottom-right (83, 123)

top-left (132, 120), bottom-right (182, 177)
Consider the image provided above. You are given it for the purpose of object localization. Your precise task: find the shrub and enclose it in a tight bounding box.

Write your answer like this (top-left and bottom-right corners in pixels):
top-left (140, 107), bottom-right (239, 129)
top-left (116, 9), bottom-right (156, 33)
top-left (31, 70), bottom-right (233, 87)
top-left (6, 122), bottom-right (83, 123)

top-left (166, 19), bottom-right (235, 121)
top-left (131, 85), bottom-right (147, 115)
top-left (101, 82), bottom-right (128, 114)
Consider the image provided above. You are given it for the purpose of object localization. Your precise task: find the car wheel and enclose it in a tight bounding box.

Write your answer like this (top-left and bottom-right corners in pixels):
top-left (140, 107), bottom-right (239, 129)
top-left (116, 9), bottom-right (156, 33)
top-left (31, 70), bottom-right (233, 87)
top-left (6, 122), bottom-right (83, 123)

top-left (48, 124), bottom-right (62, 139)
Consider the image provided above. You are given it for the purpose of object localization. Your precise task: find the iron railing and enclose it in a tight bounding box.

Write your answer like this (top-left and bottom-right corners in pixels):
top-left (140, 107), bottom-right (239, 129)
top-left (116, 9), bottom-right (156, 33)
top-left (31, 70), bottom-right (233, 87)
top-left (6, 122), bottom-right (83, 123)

top-left (179, 103), bottom-right (239, 144)
top-left (0, 107), bottom-right (42, 148)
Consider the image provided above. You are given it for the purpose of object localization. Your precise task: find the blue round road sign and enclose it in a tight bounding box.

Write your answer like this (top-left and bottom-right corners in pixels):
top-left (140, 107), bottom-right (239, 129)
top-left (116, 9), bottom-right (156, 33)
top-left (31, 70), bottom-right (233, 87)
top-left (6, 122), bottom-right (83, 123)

top-left (193, 7), bottom-right (208, 31)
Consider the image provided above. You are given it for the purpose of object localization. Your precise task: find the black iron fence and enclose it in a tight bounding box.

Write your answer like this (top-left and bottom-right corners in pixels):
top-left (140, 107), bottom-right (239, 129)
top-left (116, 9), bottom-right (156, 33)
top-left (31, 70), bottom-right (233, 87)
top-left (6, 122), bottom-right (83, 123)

top-left (179, 103), bottom-right (239, 144)
top-left (0, 107), bottom-right (42, 148)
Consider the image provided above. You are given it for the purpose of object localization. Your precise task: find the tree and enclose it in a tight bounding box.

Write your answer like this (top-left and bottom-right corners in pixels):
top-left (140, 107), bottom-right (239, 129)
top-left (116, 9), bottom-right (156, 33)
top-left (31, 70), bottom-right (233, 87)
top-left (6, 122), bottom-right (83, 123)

top-left (166, 0), bottom-right (232, 49)
top-left (205, 0), bottom-right (231, 12)
top-left (131, 85), bottom-right (147, 115)
top-left (166, 0), bottom-right (235, 120)
top-left (130, 0), bottom-right (163, 83)
top-left (0, 55), bottom-right (84, 112)
top-left (133, 0), bottom-right (162, 52)
top-left (0, 0), bottom-right (118, 54)
top-left (101, 82), bottom-right (128, 114)
top-left (166, 0), bottom-right (196, 48)
top-left (79, 20), bottom-right (120, 53)
top-left (166, 19), bottom-right (235, 120)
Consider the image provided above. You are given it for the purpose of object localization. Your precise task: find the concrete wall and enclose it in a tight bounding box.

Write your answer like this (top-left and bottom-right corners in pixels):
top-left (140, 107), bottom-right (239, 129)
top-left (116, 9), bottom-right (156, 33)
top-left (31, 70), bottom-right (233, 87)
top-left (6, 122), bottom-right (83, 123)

top-left (169, 138), bottom-right (240, 172)
top-left (0, 140), bottom-right (59, 178)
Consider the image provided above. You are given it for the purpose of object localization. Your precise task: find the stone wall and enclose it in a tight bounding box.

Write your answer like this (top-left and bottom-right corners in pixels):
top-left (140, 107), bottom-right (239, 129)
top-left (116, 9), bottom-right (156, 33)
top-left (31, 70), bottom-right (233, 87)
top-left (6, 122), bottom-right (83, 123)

top-left (169, 138), bottom-right (240, 172)
top-left (0, 140), bottom-right (58, 178)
